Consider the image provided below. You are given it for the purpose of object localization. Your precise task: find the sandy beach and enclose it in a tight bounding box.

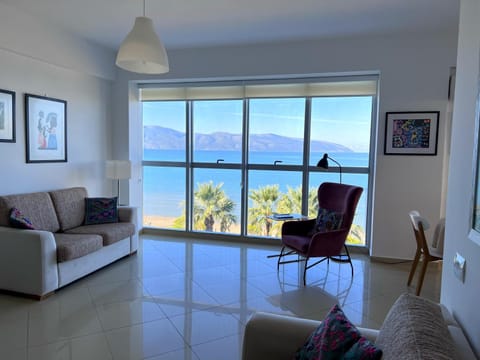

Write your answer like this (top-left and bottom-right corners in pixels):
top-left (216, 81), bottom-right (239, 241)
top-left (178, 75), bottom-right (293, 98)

top-left (143, 214), bottom-right (242, 234)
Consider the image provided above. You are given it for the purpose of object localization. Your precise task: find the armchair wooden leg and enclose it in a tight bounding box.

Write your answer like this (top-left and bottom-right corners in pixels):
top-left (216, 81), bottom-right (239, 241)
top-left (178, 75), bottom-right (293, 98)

top-left (408, 250), bottom-right (421, 286)
top-left (416, 258), bottom-right (429, 296)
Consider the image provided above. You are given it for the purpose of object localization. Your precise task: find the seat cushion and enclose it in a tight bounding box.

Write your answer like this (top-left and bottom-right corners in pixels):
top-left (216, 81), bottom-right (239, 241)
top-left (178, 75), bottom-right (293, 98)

top-left (375, 293), bottom-right (455, 360)
top-left (49, 187), bottom-right (88, 231)
top-left (54, 233), bottom-right (103, 262)
top-left (66, 222), bottom-right (135, 246)
top-left (283, 234), bottom-right (311, 253)
top-left (0, 191), bottom-right (60, 232)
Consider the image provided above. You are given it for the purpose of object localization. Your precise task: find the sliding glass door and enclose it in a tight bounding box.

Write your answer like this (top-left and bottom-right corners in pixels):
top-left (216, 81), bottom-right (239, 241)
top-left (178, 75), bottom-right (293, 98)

top-left (141, 77), bottom-right (376, 246)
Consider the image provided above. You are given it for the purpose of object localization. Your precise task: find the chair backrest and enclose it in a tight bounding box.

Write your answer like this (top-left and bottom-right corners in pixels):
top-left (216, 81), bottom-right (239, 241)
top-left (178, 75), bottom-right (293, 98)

top-left (317, 182), bottom-right (363, 232)
top-left (408, 210), bottom-right (431, 255)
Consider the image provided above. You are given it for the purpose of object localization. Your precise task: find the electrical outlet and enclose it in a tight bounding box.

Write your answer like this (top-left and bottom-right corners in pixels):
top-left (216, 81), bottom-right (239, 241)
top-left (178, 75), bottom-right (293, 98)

top-left (453, 253), bottom-right (466, 283)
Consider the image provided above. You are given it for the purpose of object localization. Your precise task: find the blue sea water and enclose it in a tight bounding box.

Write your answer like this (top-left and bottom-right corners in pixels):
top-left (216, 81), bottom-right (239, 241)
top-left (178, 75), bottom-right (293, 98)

top-left (143, 150), bottom-right (370, 226)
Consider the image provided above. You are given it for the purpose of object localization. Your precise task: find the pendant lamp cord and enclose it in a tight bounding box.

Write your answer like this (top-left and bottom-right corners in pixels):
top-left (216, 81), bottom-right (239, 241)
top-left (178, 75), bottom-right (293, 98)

top-left (143, 0), bottom-right (146, 16)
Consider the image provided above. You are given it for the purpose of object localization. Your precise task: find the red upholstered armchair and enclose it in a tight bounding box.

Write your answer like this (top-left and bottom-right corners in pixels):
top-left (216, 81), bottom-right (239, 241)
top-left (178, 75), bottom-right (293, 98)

top-left (277, 182), bottom-right (363, 285)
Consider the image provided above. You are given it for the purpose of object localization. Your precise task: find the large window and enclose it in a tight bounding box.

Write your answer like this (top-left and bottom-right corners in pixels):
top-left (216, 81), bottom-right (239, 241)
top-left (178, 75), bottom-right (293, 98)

top-left (141, 77), bottom-right (377, 246)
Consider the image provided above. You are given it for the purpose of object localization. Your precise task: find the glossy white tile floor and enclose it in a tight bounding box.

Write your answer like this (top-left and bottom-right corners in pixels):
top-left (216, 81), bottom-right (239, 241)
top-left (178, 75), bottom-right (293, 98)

top-left (0, 235), bottom-right (441, 360)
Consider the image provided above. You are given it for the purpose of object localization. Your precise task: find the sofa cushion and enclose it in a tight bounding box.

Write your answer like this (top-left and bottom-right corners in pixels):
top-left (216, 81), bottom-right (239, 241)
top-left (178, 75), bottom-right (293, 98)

top-left (375, 293), bottom-right (455, 360)
top-left (0, 192), bottom-right (60, 232)
top-left (294, 304), bottom-right (382, 360)
top-left (49, 187), bottom-right (88, 231)
top-left (9, 207), bottom-right (35, 230)
top-left (84, 197), bottom-right (118, 225)
top-left (66, 222), bottom-right (135, 246)
top-left (54, 233), bottom-right (103, 262)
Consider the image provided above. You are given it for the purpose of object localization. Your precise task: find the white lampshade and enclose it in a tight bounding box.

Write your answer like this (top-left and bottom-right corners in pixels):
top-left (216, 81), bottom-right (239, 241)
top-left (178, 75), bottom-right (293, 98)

top-left (115, 16), bottom-right (169, 74)
top-left (106, 160), bottom-right (132, 180)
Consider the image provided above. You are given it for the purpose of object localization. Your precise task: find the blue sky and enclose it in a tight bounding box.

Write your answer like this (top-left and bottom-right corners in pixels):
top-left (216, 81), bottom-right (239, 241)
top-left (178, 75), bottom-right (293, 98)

top-left (143, 96), bottom-right (372, 151)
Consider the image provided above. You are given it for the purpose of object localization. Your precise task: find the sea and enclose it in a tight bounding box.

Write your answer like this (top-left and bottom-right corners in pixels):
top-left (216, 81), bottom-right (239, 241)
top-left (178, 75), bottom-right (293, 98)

top-left (143, 150), bottom-right (370, 226)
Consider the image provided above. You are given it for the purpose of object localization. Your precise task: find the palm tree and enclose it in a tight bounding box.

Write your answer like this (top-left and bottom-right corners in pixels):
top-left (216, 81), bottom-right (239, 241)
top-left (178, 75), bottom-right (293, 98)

top-left (193, 181), bottom-right (237, 232)
top-left (248, 185), bottom-right (280, 236)
top-left (276, 186), bottom-right (319, 217)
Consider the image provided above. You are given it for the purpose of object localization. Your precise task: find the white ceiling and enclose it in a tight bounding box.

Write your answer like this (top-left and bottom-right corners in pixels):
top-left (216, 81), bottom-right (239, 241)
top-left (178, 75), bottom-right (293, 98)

top-left (0, 0), bottom-right (460, 50)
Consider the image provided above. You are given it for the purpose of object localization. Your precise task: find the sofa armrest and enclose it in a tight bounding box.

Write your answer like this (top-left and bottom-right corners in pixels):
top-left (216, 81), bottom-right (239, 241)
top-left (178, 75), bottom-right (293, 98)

top-left (242, 312), bottom-right (320, 360)
top-left (0, 226), bottom-right (58, 297)
top-left (118, 206), bottom-right (137, 225)
top-left (118, 206), bottom-right (139, 253)
top-left (242, 312), bottom-right (379, 360)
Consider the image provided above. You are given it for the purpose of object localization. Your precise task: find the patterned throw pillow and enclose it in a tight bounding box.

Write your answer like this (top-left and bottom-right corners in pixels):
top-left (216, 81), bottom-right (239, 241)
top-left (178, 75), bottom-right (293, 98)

top-left (294, 304), bottom-right (382, 360)
top-left (314, 207), bottom-right (343, 233)
top-left (343, 337), bottom-right (383, 360)
top-left (84, 197), bottom-right (118, 225)
top-left (9, 207), bottom-right (35, 230)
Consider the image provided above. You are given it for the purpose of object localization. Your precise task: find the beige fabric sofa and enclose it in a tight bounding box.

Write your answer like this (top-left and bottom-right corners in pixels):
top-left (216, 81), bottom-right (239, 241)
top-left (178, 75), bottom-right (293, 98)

top-left (242, 293), bottom-right (477, 360)
top-left (0, 187), bottom-right (138, 299)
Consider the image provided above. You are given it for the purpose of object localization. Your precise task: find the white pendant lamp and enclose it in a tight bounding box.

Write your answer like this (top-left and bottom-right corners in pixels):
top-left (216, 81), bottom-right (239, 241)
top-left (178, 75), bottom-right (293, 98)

top-left (116, 0), bottom-right (169, 74)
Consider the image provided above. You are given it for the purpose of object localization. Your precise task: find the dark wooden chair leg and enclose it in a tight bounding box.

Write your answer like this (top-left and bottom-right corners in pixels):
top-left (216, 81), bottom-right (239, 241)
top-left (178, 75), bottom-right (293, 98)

top-left (408, 250), bottom-right (421, 286)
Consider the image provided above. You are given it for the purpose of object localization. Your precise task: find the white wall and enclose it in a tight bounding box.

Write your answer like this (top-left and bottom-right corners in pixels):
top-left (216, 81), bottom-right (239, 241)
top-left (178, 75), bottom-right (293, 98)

top-left (442, 0), bottom-right (480, 356)
top-left (113, 30), bottom-right (458, 260)
top-left (0, 3), bottom-right (116, 197)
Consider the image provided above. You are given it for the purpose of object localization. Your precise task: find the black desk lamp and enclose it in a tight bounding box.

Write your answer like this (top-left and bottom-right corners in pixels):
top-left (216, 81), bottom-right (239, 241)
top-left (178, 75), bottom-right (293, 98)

top-left (317, 153), bottom-right (342, 183)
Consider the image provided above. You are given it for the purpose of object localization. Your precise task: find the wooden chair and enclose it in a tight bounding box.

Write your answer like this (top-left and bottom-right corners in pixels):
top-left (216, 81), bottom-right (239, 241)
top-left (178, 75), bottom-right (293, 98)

top-left (407, 211), bottom-right (444, 296)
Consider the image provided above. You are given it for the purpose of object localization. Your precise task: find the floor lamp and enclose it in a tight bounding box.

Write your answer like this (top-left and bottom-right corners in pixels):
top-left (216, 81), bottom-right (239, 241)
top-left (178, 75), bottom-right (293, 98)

top-left (106, 160), bottom-right (132, 205)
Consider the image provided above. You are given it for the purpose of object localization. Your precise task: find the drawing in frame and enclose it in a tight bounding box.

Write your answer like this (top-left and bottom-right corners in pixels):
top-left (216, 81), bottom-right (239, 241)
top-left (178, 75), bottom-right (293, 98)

top-left (25, 94), bottom-right (67, 163)
top-left (384, 111), bottom-right (440, 155)
top-left (0, 89), bottom-right (16, 143)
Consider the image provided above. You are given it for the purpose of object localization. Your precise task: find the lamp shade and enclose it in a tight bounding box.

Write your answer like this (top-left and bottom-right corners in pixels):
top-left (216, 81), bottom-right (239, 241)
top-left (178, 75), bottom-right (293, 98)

top-left (316, 153), bottom-right (342, 183)
top-left (317, 153), bottom-right (329, 169)
top-left (106, 160), bottom-right (132, 180)
top-left (115, 16), bottom-right (169, 74)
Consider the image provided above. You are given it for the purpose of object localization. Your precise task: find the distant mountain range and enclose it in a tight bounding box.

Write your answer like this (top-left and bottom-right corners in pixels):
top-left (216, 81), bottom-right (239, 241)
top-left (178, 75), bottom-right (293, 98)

top-left (144, 126), bottom-right (352, 152)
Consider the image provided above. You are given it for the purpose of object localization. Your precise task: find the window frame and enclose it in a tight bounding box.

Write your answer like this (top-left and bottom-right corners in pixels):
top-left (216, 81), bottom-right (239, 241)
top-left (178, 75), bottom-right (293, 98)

top-left (139, 75), bottom-right (378, 248)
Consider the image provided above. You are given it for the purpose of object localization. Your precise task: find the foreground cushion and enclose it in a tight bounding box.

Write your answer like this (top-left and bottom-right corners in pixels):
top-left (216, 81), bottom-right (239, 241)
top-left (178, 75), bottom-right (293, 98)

top-left (294, 304), bottom-right (382, 359)
top-left (375, 293), bottom-right (455, 360)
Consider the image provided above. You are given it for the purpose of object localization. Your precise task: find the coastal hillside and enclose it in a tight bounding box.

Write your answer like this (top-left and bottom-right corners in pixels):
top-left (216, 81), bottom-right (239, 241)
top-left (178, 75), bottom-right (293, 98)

top-left (144, 126), bottom-right (352, 152)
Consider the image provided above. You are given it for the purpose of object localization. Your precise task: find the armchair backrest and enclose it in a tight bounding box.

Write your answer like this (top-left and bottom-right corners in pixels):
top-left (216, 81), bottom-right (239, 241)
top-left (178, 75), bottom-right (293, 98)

top-left (317, 182), bottom-right (363, 232)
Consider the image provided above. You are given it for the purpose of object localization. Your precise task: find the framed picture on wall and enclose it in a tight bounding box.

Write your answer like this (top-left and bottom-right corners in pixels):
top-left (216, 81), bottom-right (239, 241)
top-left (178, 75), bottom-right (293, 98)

top-left (384, 111), bottom-right (439, 155)
top-left (0, 89), bottom-right (16, 143)
top-left (25, 94), bottom-right (67, 163)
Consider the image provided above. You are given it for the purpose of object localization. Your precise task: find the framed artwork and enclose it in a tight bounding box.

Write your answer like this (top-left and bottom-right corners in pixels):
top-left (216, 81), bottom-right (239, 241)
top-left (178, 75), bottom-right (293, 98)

top-left (0, 89), bottom-right (16, 143)
top-left (384, 111), bottom-right (439, 155)
top-left (25, 94), bottom-right (67, 163)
